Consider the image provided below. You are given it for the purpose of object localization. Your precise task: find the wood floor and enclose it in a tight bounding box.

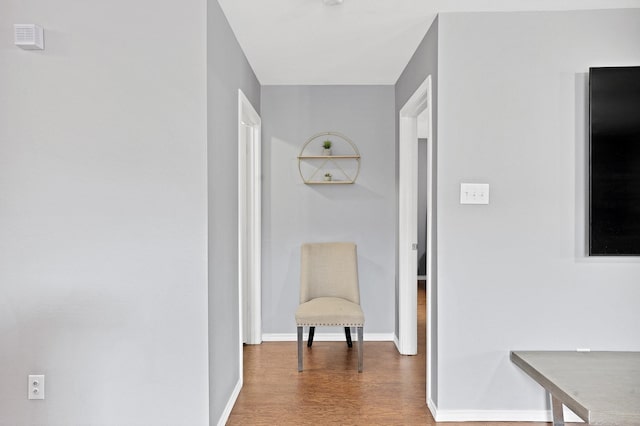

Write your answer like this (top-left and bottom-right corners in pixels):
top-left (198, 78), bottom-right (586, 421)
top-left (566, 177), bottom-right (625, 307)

top-left (227, 282), bottom-right (550, 425)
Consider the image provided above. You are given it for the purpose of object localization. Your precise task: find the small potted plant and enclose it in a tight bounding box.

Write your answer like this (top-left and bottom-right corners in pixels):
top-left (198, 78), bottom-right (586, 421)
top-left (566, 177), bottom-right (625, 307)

top-left (322, 140), bottom-right (332, 155)
top-left (324, 172), bottom-right (332, 182)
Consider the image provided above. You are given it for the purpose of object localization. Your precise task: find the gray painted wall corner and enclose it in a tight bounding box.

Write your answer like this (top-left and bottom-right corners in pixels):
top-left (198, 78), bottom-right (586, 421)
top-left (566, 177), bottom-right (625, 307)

top-left (394, 14), bottom-right (439, 405)
top-left (207, 1), bottom-right (261, 423)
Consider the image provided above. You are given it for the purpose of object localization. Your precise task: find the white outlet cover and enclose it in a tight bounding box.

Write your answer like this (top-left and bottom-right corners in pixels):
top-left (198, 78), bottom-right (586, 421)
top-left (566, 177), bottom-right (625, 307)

top-left (28, 374), bottom-right (45, 400)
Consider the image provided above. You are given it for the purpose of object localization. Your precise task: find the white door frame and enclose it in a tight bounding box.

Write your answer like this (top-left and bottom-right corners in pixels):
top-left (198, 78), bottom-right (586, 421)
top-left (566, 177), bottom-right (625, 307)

top-left (238, 89), bottom-right (262, 351)
top-left (398, 76), bottom-right (434, 401)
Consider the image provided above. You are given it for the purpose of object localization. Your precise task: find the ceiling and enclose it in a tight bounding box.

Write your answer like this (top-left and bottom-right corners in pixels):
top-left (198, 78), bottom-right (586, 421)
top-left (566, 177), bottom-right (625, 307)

top-left (217, 0), bottom-right (640, 85)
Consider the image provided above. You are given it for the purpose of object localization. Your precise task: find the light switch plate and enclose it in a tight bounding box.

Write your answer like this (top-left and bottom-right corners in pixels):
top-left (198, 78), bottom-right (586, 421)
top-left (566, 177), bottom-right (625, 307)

top-left (460, 183), bottom-right (489, 204)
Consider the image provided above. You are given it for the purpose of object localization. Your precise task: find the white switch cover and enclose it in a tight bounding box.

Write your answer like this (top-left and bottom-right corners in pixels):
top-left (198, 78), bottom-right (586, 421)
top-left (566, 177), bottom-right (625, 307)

top-left (460, 183), bottom-right (489, 204)
top-left (28, 375), bottom-right (45, 400)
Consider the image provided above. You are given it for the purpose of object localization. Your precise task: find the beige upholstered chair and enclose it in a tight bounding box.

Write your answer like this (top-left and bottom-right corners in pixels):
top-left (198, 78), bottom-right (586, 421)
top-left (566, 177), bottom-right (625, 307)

top-left (295, 242), bottom-right (365, 372)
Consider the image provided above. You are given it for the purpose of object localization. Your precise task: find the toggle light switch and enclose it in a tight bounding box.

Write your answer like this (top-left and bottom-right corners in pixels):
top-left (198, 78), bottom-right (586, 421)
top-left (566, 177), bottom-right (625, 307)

top-left (460, 183), bottom-right (490, 204)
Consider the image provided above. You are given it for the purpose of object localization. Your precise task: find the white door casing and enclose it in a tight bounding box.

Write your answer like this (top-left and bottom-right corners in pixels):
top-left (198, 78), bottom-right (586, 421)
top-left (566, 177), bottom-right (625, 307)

top-left (238, 89), bottom-right (262, 354)
top-left (398, 76), bottom-right (434, 404)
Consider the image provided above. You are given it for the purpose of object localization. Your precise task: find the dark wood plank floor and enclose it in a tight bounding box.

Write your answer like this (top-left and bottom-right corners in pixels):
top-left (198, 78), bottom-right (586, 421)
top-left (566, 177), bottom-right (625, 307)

top-left (227, 282), bottom-right (550, 425)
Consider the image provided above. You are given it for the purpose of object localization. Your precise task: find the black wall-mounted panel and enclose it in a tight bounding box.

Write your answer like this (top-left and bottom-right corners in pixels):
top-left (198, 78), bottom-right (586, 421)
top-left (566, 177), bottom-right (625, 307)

top-left (589, 66), bottom-right (640, 255)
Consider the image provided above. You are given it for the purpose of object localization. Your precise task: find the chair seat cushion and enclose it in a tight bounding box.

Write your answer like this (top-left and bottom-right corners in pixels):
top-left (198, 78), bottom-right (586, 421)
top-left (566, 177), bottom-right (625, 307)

top-left (295, 297), bottom-right (364, 326)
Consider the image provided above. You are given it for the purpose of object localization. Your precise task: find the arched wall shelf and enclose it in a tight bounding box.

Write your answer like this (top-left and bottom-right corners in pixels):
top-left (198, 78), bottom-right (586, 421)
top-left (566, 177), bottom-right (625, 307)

top-left (297, 131), bottom-right (361, 184)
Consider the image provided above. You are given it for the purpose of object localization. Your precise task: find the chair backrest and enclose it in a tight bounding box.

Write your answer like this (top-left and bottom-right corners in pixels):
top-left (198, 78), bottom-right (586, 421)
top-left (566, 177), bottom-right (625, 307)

top-left (300, 242), bottom-right (360, 304)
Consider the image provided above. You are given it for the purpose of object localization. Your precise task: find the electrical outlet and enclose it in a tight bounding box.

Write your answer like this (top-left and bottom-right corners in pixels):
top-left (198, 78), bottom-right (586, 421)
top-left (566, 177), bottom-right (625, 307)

top-left (28, 375), bottom-right (45, 400)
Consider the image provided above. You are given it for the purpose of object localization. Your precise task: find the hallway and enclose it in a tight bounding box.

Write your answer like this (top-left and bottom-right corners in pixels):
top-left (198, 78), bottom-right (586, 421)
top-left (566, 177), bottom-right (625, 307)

top-left (227, 282), bottom-right (549, 425)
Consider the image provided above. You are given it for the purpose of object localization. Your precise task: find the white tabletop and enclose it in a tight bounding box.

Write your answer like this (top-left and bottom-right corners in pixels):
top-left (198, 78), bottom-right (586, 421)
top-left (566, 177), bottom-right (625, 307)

top-left (511, 351), bottom-right (640, 425)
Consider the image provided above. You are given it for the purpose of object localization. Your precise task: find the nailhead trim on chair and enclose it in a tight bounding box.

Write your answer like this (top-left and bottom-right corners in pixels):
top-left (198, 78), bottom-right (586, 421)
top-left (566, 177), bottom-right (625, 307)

top-left (296, 323), bottom-right (364, 326)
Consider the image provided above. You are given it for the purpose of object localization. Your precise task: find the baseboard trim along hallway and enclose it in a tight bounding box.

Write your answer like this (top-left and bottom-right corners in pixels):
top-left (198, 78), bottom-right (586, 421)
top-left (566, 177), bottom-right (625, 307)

top-left (428, 397), bottom-right (584, 423)
top-left (262, 332), bottom-right (394, 342)
top-left (217, 379), bottom-right (242, 426)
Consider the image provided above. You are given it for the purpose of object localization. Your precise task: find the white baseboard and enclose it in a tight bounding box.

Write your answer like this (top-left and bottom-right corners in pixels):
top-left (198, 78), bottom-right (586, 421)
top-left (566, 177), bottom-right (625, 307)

top-left (393, 333), bottom-right (400, 351)
top-left (216, 378), bottom-right (242, 426)
top-left (262, 332), bottom-right (394, 342)
top-left (427, 397), bottom-right (438, 420)
top-left (427, 399), bottom-right (584, 423)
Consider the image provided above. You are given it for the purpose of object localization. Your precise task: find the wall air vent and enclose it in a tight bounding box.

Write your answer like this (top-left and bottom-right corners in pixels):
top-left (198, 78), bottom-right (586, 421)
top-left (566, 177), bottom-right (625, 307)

top-left (14, 24), bottom-right (44, 50)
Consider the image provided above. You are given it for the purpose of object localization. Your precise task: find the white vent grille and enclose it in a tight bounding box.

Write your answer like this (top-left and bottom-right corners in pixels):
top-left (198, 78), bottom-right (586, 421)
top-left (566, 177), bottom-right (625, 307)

top-left (14, 24), bottom-right (44, 50)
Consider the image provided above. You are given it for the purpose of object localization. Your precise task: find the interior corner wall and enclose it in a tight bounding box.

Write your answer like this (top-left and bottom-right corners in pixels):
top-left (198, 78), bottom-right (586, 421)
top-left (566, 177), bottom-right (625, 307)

top-left (0, 0), bottom-right (209, 424)
top-left (207, 1), bottom-right (260, 423)
top-left (260, 85), bottom-right (396, 337)
top-left (436, 9), bottom-right (640, 414)
top-left (394, 15), bottom-right (439, 405)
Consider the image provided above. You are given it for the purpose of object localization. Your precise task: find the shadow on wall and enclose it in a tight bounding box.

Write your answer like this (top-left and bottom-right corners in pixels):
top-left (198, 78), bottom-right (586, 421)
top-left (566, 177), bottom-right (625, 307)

top-left (307, 185), bottom-right (385, 201)
top-left (574, 72), bottom-right (588, 259)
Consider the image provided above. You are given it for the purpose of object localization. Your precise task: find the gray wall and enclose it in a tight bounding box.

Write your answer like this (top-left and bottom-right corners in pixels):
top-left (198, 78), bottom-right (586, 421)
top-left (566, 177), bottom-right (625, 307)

top-left (435, 9), bottom-right (640, 413)
top-left (261, 86), bottom-right (396, 336)
top-left (0, 0), bottom-right (209, 424)
top-left (207, 1), bottom-right (261, 423)
top-left (395, 15), bottom-right (439, 404)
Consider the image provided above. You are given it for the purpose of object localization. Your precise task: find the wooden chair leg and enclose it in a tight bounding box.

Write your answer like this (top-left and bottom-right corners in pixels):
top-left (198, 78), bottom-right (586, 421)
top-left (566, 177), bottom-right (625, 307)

top-left (307, 326), bottom-right (315, 347)
top-left (344, 327), bottom-right (353, 347)
top-left (357, 326), bottom-right (363, 373)
top-left (297, 326), bottom-right (303, 372)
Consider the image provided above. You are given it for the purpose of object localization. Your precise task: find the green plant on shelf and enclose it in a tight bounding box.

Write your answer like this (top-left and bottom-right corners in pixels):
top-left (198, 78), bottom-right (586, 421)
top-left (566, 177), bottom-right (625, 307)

top-left (322, 140), bottom-right (332, 156)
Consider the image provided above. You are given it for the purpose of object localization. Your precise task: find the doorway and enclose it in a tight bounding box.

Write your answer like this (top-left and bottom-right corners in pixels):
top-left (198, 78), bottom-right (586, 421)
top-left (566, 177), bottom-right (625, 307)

top-left (398, 76), bottom-right (434, 402)
top-left (238, 89), bottom-right (262, 347)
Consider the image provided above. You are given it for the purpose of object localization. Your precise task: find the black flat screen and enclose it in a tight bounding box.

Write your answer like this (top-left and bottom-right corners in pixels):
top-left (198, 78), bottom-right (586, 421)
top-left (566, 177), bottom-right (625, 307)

top-left (589, 66), bottom-right (640, 255)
